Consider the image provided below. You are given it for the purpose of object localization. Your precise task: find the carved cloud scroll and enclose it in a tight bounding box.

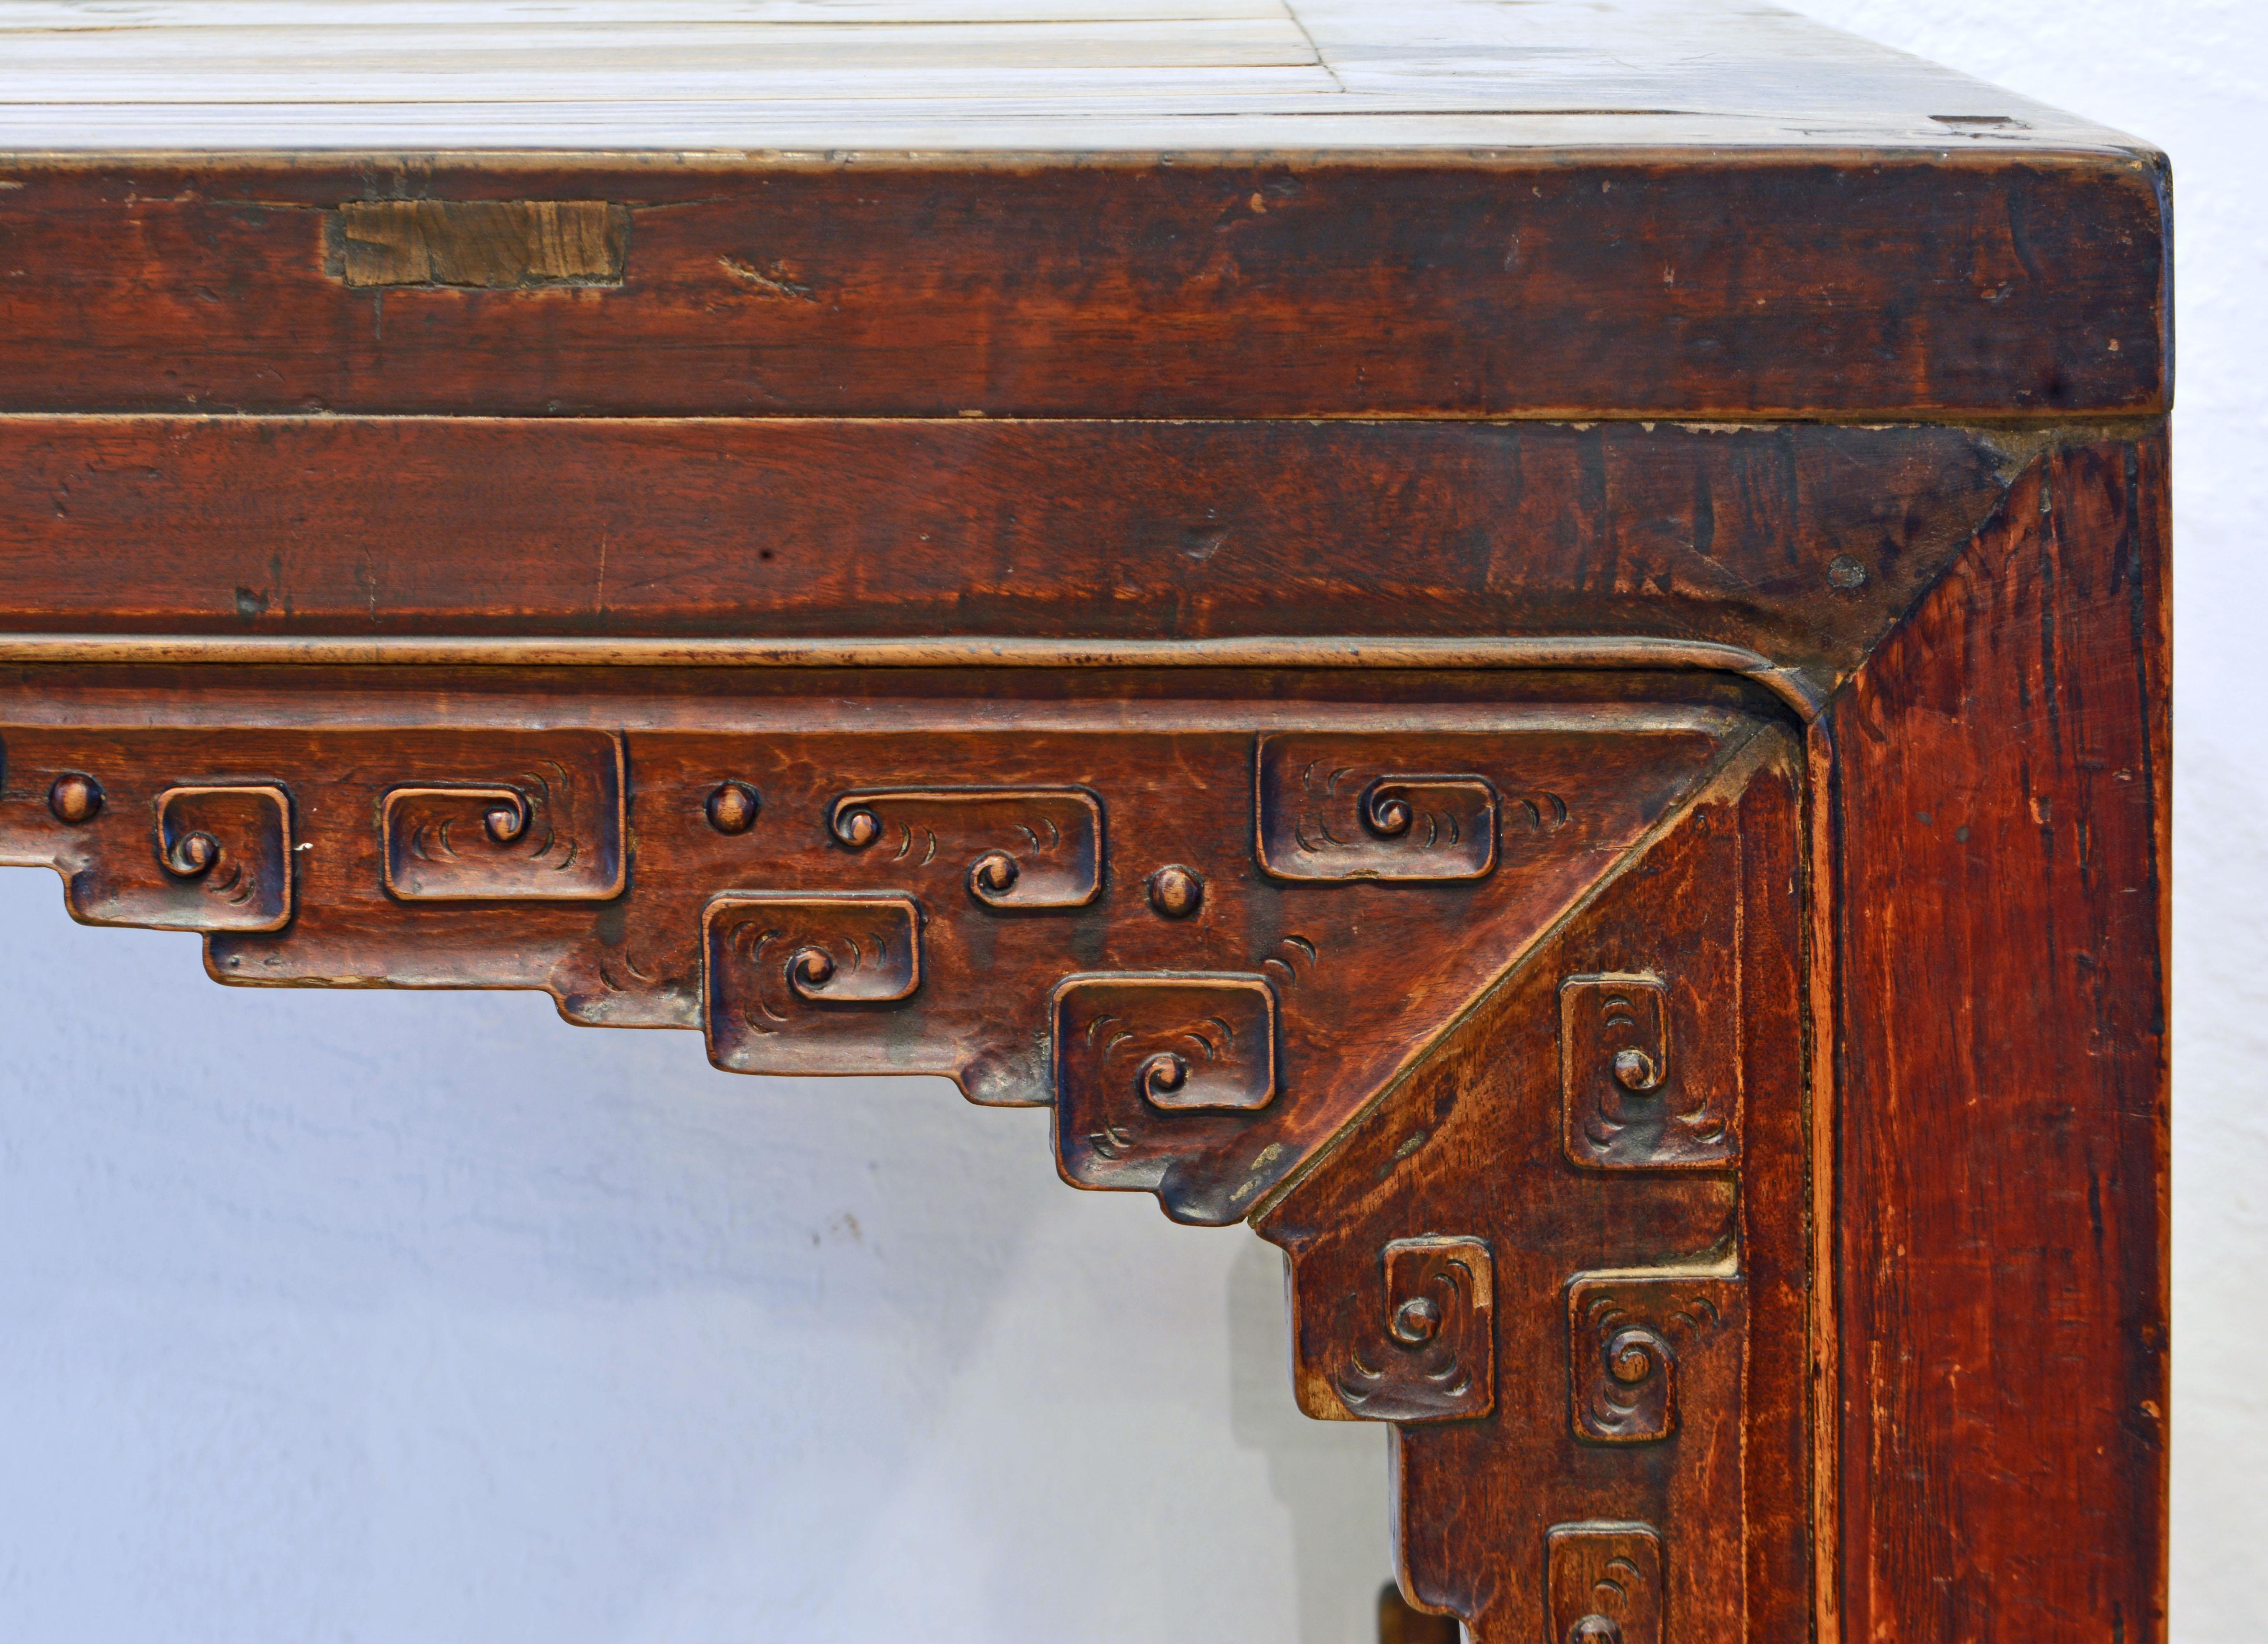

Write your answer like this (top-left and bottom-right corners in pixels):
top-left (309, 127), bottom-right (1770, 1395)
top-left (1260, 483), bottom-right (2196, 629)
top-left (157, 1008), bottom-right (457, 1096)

top-left (0, 665), bottom-right (1806, 1644)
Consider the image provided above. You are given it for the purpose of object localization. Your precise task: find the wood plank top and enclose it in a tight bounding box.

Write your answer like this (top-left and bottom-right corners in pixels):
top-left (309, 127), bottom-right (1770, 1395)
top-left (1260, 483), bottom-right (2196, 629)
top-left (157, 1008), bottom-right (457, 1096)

top-left (0, 0), bottom-right (2145, 154)
top-left (0, 0), bottom-right (2169, 417)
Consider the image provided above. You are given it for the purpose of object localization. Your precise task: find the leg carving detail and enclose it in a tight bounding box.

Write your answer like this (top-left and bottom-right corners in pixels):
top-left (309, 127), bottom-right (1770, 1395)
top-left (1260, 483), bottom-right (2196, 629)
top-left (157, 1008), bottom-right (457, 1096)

top-left (1567, 1274), bottom-right (1745, 1445)
top-left (1547, 1522), bottom-right (1663, 1644)
top-left (1260, 730), bottom-right (1806, 1642)
top-left (1330, 1235), bottom-right (1494, 1423)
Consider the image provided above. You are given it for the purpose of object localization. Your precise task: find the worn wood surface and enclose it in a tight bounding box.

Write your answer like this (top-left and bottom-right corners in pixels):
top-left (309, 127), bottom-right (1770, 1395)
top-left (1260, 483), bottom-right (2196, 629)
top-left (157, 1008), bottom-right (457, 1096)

top-left (0, 419), bottom-right (2035, 700)
top-left (0, 156), bottom-right (2166, 418)
top-left (335, 198), bottom-right (629, 287)
top-left (1257, 730), bottom-right (1808, 1644)
top-left (1828, 431), bottom-right (2169, 1643)
top-left (0, 664), bottom-right (1785, 1226)
top-left (0, 5), bottom-right (2174, 1636)
top-left (0, 436), bottom-right (2173, 1641)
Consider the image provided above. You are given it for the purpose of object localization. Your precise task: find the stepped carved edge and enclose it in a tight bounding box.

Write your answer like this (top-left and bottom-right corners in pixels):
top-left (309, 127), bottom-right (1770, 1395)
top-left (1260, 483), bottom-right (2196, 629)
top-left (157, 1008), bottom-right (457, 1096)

top-left (0, 677), bottom-right (1818, 1644)
top-left (0, 426), bottom-right (2173, 1644)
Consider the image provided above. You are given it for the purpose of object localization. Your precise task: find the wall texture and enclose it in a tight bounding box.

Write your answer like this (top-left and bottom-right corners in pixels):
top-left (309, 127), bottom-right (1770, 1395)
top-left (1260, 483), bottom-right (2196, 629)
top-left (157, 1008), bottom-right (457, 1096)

top-left (0, 898), bottom-right (1391, 1642)
top-left (0, 5), bottom-right (2253, 1642)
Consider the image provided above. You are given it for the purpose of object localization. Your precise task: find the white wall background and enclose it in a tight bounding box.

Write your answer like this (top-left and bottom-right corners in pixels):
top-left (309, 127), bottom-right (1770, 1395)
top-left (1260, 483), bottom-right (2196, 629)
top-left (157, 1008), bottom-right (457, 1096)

top-left (0, 920), bottom-right (1389, 1642)
top-left (1, 5), bottom-right (2258, 1641)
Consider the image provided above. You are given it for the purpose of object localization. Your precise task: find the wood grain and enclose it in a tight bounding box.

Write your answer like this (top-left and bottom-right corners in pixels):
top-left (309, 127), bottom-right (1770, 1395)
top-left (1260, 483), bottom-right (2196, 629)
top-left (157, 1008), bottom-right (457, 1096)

top-left (335, 199), bottom-right (628, 288)
top-left (0, 664), bottom-right (1785, 1226)
top-left (0, 156), bottom-right (2165, 417)
top-left (1258, 730), bottom-right (1809, 1643)
top-left (0, 6), bottom-right (2176, 1630)
top-left (0, 417), bottom-right (2032, 702)
top-left (1829, 433), bottom-right (2169, 1642)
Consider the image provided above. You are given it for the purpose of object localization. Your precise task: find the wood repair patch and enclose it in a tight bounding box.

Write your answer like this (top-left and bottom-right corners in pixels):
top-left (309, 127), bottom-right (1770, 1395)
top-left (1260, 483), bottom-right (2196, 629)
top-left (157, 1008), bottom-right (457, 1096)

top-left (333, 200), bottom-right (627, 289)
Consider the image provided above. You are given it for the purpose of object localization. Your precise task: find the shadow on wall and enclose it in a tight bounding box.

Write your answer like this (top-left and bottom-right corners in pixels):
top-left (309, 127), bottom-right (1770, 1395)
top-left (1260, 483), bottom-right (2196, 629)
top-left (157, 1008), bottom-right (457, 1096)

top-left (0, 864), bottom-right (1391, 1644)
top-left (1228, 1237), bottom-right (1395, 1644)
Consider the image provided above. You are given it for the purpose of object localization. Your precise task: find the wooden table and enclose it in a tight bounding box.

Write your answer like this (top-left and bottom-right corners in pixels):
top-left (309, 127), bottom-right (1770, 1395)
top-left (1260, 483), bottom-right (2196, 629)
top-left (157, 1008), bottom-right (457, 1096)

top-left (0, 3), bottom-right (2169, 1639)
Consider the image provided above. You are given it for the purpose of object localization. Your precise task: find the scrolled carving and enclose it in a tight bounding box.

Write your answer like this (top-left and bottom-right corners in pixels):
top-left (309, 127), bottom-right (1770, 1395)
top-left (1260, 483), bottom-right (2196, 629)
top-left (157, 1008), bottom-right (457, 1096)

top-left (1561, 973), bottom-right (1736, 1168)
top-left (1139, 1049), bottom-right (1190, 1102)
top-left (0, 695), bottom-right (1807, 1644)
top-left (827, 787), bottom-right (1101, 909)
top-left (1327, 1235), bottom-right (1494, 1422)
top-left (1546, 1523), bottom-right (1662, 1644)
top-left (71, 783), bottom-right (296, 933)
top-left (1254, 736), bottom-right (1497, 882)
top-left (702, 891), bottom-right (925, 1074)
top-left (1055, 972), bottom-right (1276, 1114)
top-left (1568, 1272), bottom-right (1744, 1444)
top-left (0, 699), bottom-right (1766, 1241)
top-left (381, 733), bottom-right (624, 901)
top-left (159, 820), bottom-right (221, 877)
top-left (1054, 973), bottom-right (1280, 1193)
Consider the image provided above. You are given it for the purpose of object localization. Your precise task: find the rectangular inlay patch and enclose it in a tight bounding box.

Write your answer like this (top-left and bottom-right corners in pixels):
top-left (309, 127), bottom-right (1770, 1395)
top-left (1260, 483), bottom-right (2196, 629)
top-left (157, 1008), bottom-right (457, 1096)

top-left (335, 200), bottom-right (628, 289)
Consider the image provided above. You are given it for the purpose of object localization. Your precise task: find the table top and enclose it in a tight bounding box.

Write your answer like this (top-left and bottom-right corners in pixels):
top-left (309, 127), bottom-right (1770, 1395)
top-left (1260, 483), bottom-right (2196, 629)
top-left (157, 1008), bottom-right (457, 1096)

top-left (0, 0), bottom-right (2169, 423)
top-left (0, 0), bottom-right (2139, 155)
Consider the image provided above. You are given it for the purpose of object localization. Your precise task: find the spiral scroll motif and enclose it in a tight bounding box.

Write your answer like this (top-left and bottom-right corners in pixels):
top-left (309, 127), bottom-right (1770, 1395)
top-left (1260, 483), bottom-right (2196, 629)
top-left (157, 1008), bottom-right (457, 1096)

top-left (1568, 1274), bottom-right (1743, 1444)
top-left (1254, 736), bottom-right (1500, 882)
top-left (1361, 780), bottom-right (1415, 838)
top-left (1053, 973), bottom-right (1277, 1118)
top-left (827, 787), bottom-right (1101, 909)
top-left (1560, 972), bottom-right (1737, 1169)
top-left (380, 733), bottom-right (624, 902)
top-left (480, 789), bottom-right (530, 844)
top-left (1329, 1235), bottom-right (1495, 1424)
top-left (701, 891), bottom-right (926, 1076)
top-left (160, 827), bottom-right (220, 877)
top-left (136, 785), bottom-right (294, 932)
top-left (1051, 972), bottom-right (1280, 1201)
